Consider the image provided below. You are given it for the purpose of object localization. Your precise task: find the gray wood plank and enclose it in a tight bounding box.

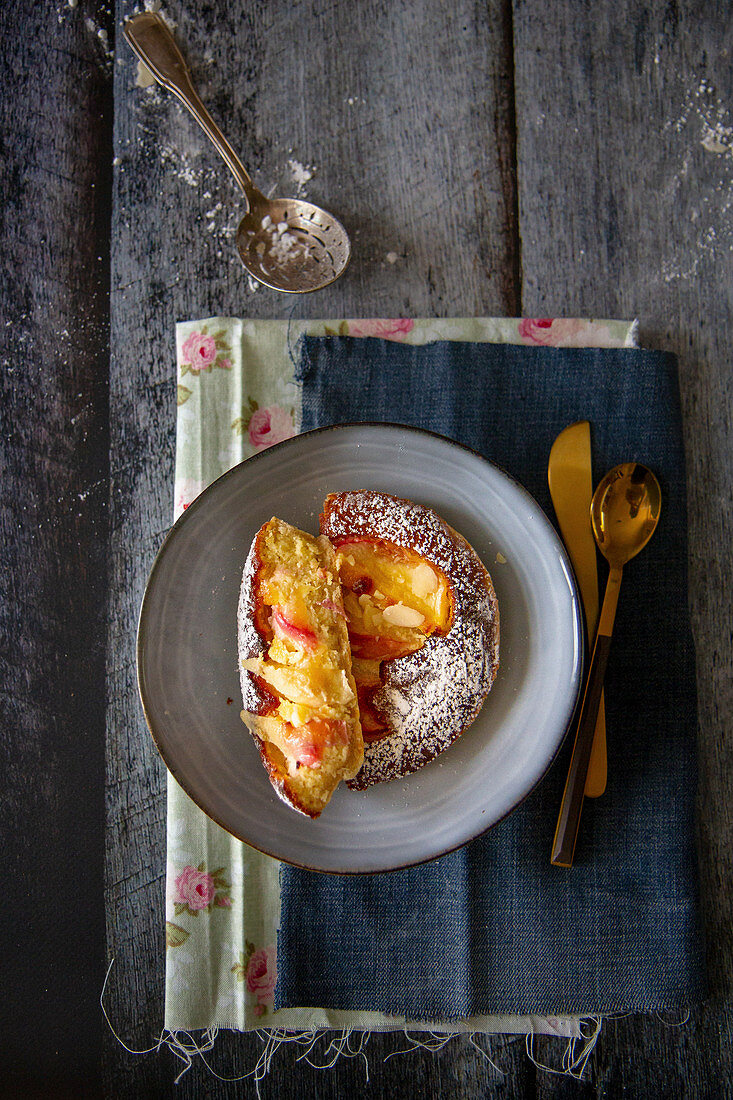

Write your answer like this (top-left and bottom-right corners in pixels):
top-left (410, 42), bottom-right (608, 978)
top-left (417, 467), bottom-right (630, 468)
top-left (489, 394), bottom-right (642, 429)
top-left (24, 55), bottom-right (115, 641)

top-left (7, 0), bottom-right (732, 1093)
top-left (104, 0), bottom-right (520, 1095)
top-left (0, 0), bottom-right (113, 1093)
top-left (513, 0), bottom-right (733, 1094)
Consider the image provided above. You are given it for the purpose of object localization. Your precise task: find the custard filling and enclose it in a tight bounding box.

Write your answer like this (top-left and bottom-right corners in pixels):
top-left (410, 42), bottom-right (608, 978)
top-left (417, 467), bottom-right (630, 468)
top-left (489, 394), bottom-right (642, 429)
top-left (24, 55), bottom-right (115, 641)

top-left (243, 520), bottom-right (358, 772)
top-left (333, 538), bottom-right (453, 738)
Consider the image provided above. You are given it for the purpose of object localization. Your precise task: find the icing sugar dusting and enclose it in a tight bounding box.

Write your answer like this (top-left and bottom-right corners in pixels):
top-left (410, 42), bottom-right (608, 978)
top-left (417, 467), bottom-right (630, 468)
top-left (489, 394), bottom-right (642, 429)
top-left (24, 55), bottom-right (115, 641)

top-left (662, 76), bottom-right (733, 281)
top-left (286, 158), bottom-right (315, 196)
top-left (237, 532), bottom-right (268, 713)
top-left (321, 491), bottom-right (499, 789)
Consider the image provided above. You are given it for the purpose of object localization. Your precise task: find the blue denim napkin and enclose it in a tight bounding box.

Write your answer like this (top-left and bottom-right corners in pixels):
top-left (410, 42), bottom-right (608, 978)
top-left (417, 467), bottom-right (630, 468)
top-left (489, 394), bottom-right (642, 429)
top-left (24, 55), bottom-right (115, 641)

top-left (276, 337), bottom-right (704, 1018)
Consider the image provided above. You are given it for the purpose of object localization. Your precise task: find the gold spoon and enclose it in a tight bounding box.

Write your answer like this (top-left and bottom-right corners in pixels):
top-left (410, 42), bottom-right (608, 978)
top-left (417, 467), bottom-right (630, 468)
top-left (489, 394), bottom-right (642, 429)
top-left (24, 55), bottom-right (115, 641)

top-left (551, 462), bottom-right (662, 867)
top-left (124, 13), bottom-right (351, 293)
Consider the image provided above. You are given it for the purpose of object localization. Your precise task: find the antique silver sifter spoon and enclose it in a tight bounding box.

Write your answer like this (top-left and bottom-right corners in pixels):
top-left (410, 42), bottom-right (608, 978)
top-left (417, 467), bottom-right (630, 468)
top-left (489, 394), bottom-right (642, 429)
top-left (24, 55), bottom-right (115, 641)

top-left (124, 13), bottom-right (351, 293)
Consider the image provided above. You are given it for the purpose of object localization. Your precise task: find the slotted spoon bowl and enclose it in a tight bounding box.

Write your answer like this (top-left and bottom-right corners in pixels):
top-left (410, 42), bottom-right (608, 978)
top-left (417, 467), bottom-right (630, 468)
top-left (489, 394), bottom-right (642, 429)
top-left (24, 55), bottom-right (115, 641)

top-left (124, 12), bottom-right (351, 293)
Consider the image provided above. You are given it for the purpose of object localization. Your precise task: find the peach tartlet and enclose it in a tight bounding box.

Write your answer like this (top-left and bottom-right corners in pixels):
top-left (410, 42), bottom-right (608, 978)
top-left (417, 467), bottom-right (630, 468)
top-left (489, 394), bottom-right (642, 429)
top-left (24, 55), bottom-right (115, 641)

top-left (237, 518), bottom-right (363, 817)
top-left (320, 491), bottom-right (500, 789)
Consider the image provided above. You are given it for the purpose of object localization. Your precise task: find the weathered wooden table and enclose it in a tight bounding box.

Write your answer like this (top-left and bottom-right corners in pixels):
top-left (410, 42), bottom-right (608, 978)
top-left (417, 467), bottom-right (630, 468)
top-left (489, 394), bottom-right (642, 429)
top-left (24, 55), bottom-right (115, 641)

top-left (3, 0), bottom-right (732, 1095)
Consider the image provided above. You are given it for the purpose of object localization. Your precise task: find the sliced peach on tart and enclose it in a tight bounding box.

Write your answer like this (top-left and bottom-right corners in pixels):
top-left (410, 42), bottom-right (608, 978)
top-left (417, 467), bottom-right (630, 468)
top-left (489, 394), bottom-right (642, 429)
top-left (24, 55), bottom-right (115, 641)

top-left (329, 536), bottom-right (453, 740)
top-left (320, 490), bottom-right (499, 791)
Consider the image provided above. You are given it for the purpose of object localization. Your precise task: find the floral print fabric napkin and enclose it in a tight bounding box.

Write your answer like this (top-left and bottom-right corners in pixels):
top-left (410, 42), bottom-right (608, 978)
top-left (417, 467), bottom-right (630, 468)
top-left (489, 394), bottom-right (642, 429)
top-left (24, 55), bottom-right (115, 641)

top-left (165, 316), bottom-right (636, 1036)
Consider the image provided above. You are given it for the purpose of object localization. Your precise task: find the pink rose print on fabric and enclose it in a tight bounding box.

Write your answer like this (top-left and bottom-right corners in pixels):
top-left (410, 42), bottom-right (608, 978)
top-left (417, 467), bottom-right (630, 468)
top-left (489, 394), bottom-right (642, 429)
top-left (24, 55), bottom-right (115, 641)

top-left (181, 331), bottom-right (217, 371)
top-left (232, 942), bottom-right (278, 1016)
top-left (518, 318), bottom-right (623, 347)
top-left (518, 318), bottom-right (559, 344)
top-left (172, 863), bottom-right (232, 917)
top-left (178, 326), bottom-right (233, 396)
top-left (348, 318), bottom-right (415, 340)
top-left (174, 866), bottom-right (215, 911)
top-left (247, 405), bottom-right (295, 450)
top-left (246, 946), bottom-right (278, 1003)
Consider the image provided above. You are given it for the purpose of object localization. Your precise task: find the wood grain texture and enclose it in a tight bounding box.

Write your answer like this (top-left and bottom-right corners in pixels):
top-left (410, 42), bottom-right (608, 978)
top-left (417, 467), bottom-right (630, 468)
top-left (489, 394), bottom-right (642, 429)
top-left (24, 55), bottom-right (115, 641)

top-left (0, 0), bottom-right (113, 1094)
top-left (2, 0), bottom-right (730, 1093)
top-left (513, 0), bottom-right (733, 1094)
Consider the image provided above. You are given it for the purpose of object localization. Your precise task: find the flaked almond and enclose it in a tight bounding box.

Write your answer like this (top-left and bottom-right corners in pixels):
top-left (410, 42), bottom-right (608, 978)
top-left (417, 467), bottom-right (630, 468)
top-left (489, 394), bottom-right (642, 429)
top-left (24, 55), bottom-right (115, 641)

top-left (411, 562), bottom-right (439, 597)
top-left (382, 602), bottom-right (425, 628)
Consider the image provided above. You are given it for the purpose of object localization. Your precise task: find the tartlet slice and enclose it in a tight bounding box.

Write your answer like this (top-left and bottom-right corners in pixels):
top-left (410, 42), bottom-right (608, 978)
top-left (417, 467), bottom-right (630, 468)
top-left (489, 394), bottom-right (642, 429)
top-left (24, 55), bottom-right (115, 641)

top-left (237, 518), bottom-right (364, 817)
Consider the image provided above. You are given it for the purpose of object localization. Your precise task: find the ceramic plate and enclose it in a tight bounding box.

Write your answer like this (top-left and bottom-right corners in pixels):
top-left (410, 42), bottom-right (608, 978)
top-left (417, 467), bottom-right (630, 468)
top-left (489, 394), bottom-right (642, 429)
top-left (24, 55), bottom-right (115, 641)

top-left (138, 424), bottom-right (583, 873)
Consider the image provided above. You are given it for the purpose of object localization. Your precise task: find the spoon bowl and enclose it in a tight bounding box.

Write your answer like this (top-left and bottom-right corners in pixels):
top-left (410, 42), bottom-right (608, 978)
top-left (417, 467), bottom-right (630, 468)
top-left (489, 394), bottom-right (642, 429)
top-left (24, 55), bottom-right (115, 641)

top-left (551, 462), bottom-right (662, 868)
top-left (591, 462), bottom-right (662, 568)
top-left (237, 198), bottom-right (351, 293)
top-left (124, 13), bottom-right (351, 293)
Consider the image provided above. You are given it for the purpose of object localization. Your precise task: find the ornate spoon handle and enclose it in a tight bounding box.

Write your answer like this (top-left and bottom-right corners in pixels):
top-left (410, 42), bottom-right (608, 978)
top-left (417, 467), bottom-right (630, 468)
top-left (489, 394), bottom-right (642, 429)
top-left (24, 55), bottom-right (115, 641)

top-left (123, 12), bottom-right (259, 205)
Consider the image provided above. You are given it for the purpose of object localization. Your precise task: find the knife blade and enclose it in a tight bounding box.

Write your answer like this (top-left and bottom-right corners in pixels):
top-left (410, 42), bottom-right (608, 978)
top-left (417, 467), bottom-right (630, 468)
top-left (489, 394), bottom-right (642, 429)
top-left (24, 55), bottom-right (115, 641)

top-left (548, 421), bottom-right (607, 796)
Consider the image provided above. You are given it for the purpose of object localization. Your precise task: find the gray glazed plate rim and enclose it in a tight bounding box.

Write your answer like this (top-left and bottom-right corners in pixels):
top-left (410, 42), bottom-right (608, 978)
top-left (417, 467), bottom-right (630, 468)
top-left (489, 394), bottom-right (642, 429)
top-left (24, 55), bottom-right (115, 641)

top-left (137, 423), bottom-right (584, 873)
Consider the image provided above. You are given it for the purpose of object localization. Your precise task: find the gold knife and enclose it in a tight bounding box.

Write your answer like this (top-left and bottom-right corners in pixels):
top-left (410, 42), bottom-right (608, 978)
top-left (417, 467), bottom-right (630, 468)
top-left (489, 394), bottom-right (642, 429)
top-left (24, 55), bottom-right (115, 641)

top-left (548, 421), bottom-right (607, 797)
